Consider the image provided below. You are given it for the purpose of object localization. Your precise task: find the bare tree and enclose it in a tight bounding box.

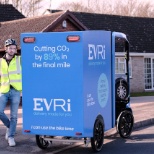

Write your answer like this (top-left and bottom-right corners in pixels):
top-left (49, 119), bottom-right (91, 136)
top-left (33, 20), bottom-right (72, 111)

top-left (13, 0), bottom-right (44, 17)
top-left (0, 0), bottom-right (9, 4)
top-left (58, 1), bottom-right (93, 13)
top-left (1, 0), bottom-right (44, 17)
top-left (112, 0), bottom-right (153, 17)
top-left (134, 2), bottom-right (154, 17)
top-left (57, 0), bottom-right (154, 18)
top-left (1, 0), bottom-right (154, 18)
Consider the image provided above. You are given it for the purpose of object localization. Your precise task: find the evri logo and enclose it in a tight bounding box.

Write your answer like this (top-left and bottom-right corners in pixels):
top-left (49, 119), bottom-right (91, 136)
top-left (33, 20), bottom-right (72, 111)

top-left (88, 44), bottom-right (105, 60)
top-left (33, 98), bottom-right (71, 112)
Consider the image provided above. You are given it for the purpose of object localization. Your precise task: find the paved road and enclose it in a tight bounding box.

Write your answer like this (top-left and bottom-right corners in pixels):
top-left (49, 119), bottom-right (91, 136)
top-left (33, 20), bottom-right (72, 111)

top-left (58, 124), bottom-right (154, 154)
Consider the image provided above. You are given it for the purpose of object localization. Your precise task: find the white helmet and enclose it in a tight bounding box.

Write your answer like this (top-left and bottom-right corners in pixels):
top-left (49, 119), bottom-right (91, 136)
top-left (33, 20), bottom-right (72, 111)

top-left (5, 39), bottom-right (17, 47)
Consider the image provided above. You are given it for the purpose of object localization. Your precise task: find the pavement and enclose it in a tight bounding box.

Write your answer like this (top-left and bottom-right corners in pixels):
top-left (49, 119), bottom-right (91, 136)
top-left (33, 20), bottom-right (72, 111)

top-left (0, 96), bottom-right (154, 153)
top-left (105, 96), bottom-right (154, 136)
top-left (130, 96), bottom-right (154, 128)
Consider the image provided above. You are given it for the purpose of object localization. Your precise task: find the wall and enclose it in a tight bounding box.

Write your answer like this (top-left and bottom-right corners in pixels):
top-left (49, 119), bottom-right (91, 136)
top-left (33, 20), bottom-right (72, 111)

top-left (52, 19), bottom-right (80, 32)
top-left (130, 56), bottom-right (145, 92)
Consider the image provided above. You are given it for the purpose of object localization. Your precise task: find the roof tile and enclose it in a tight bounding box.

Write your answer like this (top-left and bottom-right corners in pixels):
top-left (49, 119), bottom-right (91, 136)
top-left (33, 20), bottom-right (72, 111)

top-left (0, 4), bottom-right (25, 22)
top-left (72, 12), bottom-right (154, 53)
top-left (0, 11), bottom-right (66, 50)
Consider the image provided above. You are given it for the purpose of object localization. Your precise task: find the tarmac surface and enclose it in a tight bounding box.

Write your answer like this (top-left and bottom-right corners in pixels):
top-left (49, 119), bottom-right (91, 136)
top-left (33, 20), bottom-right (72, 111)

top-left (0, 96), bottom-right (154, 153)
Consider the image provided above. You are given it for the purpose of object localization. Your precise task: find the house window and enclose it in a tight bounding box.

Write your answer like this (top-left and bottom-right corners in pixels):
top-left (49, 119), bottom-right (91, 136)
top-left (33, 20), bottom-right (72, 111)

top-left (115, 57), bottom-right (125, 74)
top-left (144, 58), bottom-right (153, 90)
top-left (115, 57), bottom-right (132, 77)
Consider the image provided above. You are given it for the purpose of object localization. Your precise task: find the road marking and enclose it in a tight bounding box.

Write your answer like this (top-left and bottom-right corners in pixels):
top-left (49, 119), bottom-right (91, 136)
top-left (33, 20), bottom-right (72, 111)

top-left (50, 143), bottom-right (83, 154)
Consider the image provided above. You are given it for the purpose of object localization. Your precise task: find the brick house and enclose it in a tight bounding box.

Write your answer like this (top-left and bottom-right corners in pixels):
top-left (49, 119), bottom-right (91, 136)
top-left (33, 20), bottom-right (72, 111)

top-left (1, 7), bottom-right (154, 93)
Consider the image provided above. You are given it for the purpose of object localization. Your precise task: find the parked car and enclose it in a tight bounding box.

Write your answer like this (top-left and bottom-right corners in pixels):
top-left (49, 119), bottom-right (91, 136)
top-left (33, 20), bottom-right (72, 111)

top-left (115, 74), bottom-right (128, 101)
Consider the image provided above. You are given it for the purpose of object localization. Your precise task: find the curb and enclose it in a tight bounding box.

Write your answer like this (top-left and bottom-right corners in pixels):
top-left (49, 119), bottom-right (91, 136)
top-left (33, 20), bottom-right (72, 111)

top-left (133, 118), bottom-right (154, 129)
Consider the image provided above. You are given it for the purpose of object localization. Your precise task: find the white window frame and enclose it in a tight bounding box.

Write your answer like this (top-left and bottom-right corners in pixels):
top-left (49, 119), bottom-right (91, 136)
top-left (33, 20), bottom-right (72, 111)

top-left (115, 56), bottom-right (132, 78)
top-left (144, 57), bottom-right (154, 90)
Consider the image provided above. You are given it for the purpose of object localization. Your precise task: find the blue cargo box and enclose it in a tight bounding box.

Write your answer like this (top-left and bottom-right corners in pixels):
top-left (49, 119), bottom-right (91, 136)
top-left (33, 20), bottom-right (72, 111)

top-left (21, 31), bottom-right (115, 137)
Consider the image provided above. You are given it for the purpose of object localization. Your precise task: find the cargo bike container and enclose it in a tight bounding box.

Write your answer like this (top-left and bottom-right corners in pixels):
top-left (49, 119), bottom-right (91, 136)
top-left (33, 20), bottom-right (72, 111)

top-left (21, 30), bottom-right (134, 152)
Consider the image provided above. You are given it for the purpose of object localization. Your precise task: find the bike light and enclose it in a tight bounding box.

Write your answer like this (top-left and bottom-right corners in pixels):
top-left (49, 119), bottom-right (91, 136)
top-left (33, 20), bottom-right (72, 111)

top-left (23, 37), bottom-right (35, 43)
top-left (24, 130), bottom-right (31, 133)
top-left (75, 132), bottom-right (82, 136)
top-left (67, 36), bottom-right (80, 42)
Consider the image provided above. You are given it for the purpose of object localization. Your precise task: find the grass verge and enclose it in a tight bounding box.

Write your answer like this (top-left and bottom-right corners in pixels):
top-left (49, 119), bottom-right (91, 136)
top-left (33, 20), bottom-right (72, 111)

top-left (130, 92), bottom-right (154, 97)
